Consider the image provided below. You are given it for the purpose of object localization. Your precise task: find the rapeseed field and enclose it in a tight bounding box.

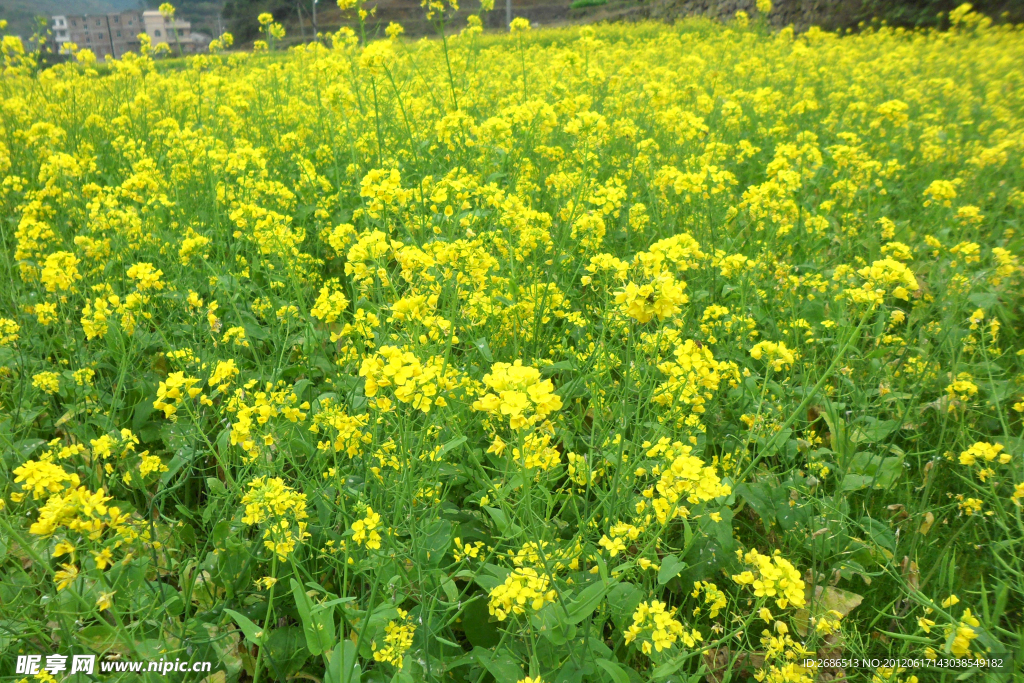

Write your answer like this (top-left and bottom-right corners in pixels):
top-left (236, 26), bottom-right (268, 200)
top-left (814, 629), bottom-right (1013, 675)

top-left (2, 3), bottom-right (1024, 681)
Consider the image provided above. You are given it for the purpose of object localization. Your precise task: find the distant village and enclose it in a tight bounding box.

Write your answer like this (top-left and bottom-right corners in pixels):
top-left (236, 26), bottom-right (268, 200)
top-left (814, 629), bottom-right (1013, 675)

top-left (50, 9), bottom-right (211, 60)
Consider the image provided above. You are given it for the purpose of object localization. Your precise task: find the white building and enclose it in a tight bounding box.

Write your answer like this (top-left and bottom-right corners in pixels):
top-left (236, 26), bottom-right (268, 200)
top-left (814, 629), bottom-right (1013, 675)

top-left (142, 10), bottom-right (206, 53)
top-left (50, 11), bottom-right (144, 59)
top-left (50, 9), bottom-right (206, 60)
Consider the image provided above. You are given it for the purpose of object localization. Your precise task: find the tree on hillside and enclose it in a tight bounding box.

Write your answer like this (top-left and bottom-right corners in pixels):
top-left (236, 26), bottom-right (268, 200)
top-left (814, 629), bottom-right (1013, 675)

top-left (858, 0), bottom-right (1022, 26)
top-left (222, 0), bottom-right (305, 42)
top-left (145, 0), bottom-right (224, 36)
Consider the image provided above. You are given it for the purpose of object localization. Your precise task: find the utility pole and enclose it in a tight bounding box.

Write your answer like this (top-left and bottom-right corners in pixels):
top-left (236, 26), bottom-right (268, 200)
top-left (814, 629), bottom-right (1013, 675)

top-left (312, 0), bottom-right (318, 41)
top-left (506, 0), bottom-right (511, 27)
top-left (105, 15), bottom-right (115, 58)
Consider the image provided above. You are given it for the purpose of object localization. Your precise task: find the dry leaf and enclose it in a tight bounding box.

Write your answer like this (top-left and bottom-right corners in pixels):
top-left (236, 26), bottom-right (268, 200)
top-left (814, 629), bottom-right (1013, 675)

top-left (919, 511), bottom-right (935, 535)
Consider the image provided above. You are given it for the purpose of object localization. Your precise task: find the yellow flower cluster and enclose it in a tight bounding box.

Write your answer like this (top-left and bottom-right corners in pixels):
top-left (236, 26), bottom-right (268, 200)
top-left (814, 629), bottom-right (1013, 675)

top-left (511, 432), bottom-right (562, 471)
top-left (360, 346), bottom-right (458, 413)
top-left (920, 599), bottom-right (981, 659)
top-left (310, 397), bottom-right (372, 457)
top-left (652, 340), bottom-right (732, 421)
top-left (32, 371), bottom-right (60, 395)
top-left (372, 608), bottom-right (416, 668)
top-left (839, 257), bottom-right (920, 305)
top-left (945, 375), bottom-right (979, 406)
top-left (598, 521), bottom-right (642, 557)
top-left (691, 581), bottom-right (727, 618)
top-left (153, 372), bottom-right (202, 418)
top-left (226, 381), bottom-right (309, 459)
top-left (208, 359), bottom-right (239, 393)
top-left (958, 441), bottom-right (1009, 466)
top-left (947, 608), bottom-right (980, 657)
top-left (488, 567), bottom-right (557, 620)
top-left (0, 318), bottom-right (19, 346)
top-left (311, 282), bottom-right (350, 323)
top-left (453, 537), bottom-right (485, 562)
top-left (642, 439), bottom-right (732, 523)
top-left (624, 600), bottom-right (702, 656)
top-left (13, 459), bottom-right (80, 500)
top-left (614, 274), bottom-right (688, 324)
top-left (126, 262), bottom-right (165, 291)
top-left (749, 341), bottom-right (797, 372)
top-left (29, 485), bottom-right (129, 539)
top-left (472, 360), bottom-right (562, 430)
top-left (732, 548), bottom-right (806, 609)
top-left (351, 506), bottom-right (382, 550)
top-left (40, 251), bottom-right (82, 293)
top-left (240, 476), bottom-right (310, 561)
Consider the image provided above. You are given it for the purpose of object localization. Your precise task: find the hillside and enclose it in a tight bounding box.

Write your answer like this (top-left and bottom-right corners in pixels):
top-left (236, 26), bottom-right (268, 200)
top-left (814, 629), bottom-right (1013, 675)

top-left (153, 0), bottom-right (226, 37)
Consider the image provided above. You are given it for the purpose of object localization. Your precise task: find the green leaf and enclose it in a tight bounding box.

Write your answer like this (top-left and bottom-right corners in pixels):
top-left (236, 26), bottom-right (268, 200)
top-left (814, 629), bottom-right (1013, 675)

top-left (472, 647), bottom-right (523, 683)
top-left (735, 483), bottom-right (774, 530)
top-left (77, 624), bottom-right (123, 653)
top-left (474, 573), bottom-right (505, 592)
top-left (841, 452), bottom-right (903, 491)
top-left (440, 436), bottom-right (468, 455)
top-left (290, 577), bottom-right (337, 655)
top-left (327, 641), bottom-right (360, 683)
top-left (531, 603), bottom-right (575, 645)
top-left (318, 596), bottom-right (357, 610)
top-left (849, 418), bottom-right (898, 444)
top-left (565, 580), bottom-right (614, 623)
top-left (484, 506), bottom-right (523, 536)
top-left (474, 338), bottom-right (493, 362)
top-left (594, 659), bottom-right (630, 683)
top-left (291, 579), bottom-right (313, 636)
top-left (606, 582), bottom-right (643, 631)
top-left (461, 598), bottom-right (500, 648)
top-left (225, 608), bottom-right (265, 645)
top-left (651, 655), bottom-right (686, 680)
top-left (417, 519), bottom-right (452, 566)
top-left (699, 506), bottom-right (735, 550)
top-left (264, 626), bottom-right (308, 679)
top-left (658, 554), bottom-right (687, 585)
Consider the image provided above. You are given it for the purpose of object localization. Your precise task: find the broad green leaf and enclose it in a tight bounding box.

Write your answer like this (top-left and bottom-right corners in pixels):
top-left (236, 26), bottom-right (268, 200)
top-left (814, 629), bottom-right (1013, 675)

top-left (461, 598), bottom-right (500, 648)
top-left (472, 647), bottom-right (523, 683)
top-left (735, 483), bottom-right (774, 530)
top-left (484, 507), bottom-right (523, 536)
top-left (225, 608), bottom-right (265, 645)
top-left (565, 579), bottom-right (614, 623)
top-left (652, 655), bottom-right (686, 679)
top-left (850, 418), bottom-right (898, 444)
top-left (417, 519), bottom-right (452, 566)
top-left (531, 603), bottom-right (574, 645)
top-left (327, 641), bottom-right (360, 683)
top-left (842, 452), bottom-right (903, 491)
top-left (440, 436), bottom-right (468, 454)
top-left (606, 583), bottom-right (644, 631)
top-left (474, 337), bottom-right (493, 362)
top-left (658, 554), bottom-right (687, 586)
top-left (264, 627), bottom-right (308, 679)
top-left (594, 659), bottom-right (630, 683)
